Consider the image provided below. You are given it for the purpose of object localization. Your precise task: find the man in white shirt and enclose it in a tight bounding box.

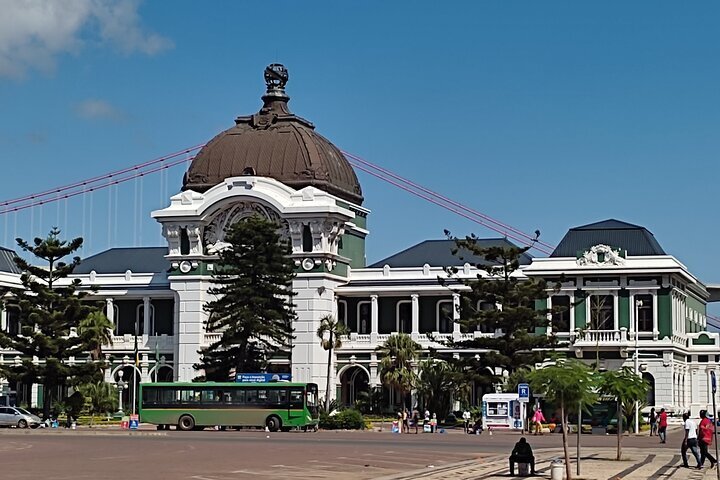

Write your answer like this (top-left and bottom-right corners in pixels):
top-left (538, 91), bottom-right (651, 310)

top-left (682, 411), bottom-right (702, 469)
top-left (462, 409), bottom-right (471, 433)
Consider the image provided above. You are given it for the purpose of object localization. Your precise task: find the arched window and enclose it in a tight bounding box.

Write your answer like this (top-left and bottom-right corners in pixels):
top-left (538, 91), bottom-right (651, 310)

top-left (337, 300), bottom-right (348, 329)
top-left (302, 225), bottom-right (313, 253)
top-left (396, 301), bottom-right (411, 334)
top-left (437, 300), bottom-right (453, 333)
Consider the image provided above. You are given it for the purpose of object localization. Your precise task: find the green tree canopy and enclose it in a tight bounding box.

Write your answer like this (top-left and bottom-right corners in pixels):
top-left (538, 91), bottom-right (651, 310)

top-left (79, 311), bottom-right (114, 362)
top-left (80, 381), bottom-right (117, 426)
top-left (195, 215), bottom-right (296, 381)
top-left (599, 367), bottom-right (650, 460)
top-left (0, 229), bottom-right (104, 418)
top-left (441, 232), bottom-right (558, 392)
top-left (416, 359), bottom-right (468, 421)
top-left (528, 358), bottom-right (600, 480)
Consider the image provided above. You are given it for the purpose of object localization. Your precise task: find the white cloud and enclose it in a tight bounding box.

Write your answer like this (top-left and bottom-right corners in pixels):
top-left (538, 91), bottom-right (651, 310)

top-left (0, 0), bottom-right (172, 79)
top-left (74, 98), bottom-right (122, 120)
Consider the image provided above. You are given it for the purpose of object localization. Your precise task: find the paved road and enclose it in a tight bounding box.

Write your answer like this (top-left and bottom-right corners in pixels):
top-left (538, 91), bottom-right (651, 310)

top-left (0, 427), bottom-right (691, 479)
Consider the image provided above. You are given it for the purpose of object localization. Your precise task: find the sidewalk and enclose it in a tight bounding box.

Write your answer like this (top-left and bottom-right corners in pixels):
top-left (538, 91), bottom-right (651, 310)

top-left (379, 447), bottom-right (715, 479)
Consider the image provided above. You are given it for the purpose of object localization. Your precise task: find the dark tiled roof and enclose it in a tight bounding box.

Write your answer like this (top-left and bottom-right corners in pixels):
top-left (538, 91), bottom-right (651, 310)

top-left (369, 239), bottom-right (533, 268)
top-left (74, 247), bottom-right (170, 274)
top-left (550, 219), bottom-right (665, 257)
top-left (0, 247), bottom-right (21, 274)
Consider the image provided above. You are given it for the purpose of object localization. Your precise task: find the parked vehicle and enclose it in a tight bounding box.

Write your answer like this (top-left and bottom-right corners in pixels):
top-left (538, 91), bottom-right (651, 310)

top-left (0, 406), bottom-right (42, 428)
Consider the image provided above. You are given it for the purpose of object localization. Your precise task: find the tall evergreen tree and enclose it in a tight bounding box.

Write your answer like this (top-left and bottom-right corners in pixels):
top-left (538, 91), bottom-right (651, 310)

top-left (195, 215), bottom-right (296, 381)
top-left (441, 232), bottom-right (557, 392)
top-left (0, 229), bottom-right (103, 418)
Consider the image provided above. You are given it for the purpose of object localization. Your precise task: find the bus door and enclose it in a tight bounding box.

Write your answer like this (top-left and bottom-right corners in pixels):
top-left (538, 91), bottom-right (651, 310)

top-left (288, 387), bottom-right (304, 422)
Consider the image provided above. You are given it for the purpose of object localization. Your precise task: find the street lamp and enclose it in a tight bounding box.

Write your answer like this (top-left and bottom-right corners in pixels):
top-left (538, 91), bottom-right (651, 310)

top-left (634, 299), bottom-right (643, 435)
top-left (116, 370), bottom-right (126, 414)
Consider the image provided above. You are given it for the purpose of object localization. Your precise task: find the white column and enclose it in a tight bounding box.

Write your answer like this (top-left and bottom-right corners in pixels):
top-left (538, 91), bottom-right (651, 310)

top-left (411, 294), bottom-right (419, 339)
top-left (143, 297), bottom-right (151, 336)
top-left (0, 308), bottom-right (6, 332)
top-left (370, 295), bottom-right (378, 343)
top-left (452, 293), bottom-right (461, 340)
top-left (105, 298), bottom-right (115, 334)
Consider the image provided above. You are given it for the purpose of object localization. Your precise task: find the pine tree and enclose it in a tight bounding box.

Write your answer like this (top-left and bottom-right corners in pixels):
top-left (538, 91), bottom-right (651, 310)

top-left (195, 215), bottom-right (296, 381)
top-left (0, 229), bottom-right (104, 418)
top-left (441, 232), bottom-right (557, 391)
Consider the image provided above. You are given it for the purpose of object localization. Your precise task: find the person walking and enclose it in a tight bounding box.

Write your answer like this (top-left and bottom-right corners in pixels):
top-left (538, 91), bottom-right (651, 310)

top-left (649, 407), bottom-right (657, 436)
top-left (658, 408), bottom-right (668, 444)
top-left (430, 413), bottom-right (438, 433)
top-left (681, 411), bottom-right (702, 469)
top-left (412, 409), bottom-right (420, 434)
top-left (402, 409), bottom-right (410, 434)
top-left (532, 408), bottom-right (546, 435)
top-left (699, 410), bottom-right (717, 469)
top-left (462, 408), bottom-right (471, 434)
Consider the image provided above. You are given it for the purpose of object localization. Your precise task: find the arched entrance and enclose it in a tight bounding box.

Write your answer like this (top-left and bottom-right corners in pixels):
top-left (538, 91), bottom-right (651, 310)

top-left (339, 366), bottom-right (369, 408)
top-left (642, 372), bottom-right (656, 406)
top-left (152, 365), bottom-right (174, 382)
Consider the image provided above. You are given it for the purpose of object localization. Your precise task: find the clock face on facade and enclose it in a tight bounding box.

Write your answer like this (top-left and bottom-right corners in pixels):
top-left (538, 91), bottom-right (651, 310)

top-left (301, 258), bottom-right (315, 271)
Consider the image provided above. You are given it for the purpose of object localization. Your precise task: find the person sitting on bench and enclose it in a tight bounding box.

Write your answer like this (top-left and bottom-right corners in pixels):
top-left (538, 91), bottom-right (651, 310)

top-left (510, 437), bottom-right (536, 475)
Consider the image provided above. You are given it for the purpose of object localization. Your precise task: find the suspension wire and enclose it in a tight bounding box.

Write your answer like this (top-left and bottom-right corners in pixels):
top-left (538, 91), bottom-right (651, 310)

top-left (3, 211), bottom-right (7, 246)
top-left (107, 185), bottom-right (113, 251)
top-left (38, 204), bottom-right (43, 237)
top-left (133, 177), bottom-right (138, 247)
top-left (0, 145), bottom-right (203, 210)
top-left (13, 211), bottom-right (17, 244)
top-left (114, 181), bottom-right (119, 243)
top-left (56, 193), bottom-right (60, 228)
top-left (30, 205), bottom-right (34, 240)
top-left (351, 161), bottom-right (554, 255)
top-left (64, 197), bottom-right (68, 236)
top-left (82, 186), bottom-right (87, 245)
top-left (138, 174), bottom-right (144, 247)
top-left (343, 150), bottom-right (556, 251)
top-left (87, 188), bottom-right (93, 253)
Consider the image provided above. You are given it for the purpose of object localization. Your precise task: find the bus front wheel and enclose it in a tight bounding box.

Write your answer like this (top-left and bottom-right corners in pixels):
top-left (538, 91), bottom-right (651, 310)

top-left (178, 415), bottom-right (195, 431)
top-left (266, 415), bottom-right (281, 433)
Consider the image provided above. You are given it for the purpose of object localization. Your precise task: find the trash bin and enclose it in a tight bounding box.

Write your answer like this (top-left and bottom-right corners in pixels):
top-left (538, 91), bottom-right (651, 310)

top-left (550, 459), bottom-right (564, 480)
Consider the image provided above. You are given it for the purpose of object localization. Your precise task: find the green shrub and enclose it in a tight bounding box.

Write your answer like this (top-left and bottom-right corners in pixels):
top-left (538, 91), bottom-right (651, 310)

top-left (319, 409), bottom-right (365, 430)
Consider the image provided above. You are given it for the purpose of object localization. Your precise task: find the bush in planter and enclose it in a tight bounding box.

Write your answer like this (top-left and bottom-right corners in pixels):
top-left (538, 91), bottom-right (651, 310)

top-left (320, 409), bottom-right (365, 430)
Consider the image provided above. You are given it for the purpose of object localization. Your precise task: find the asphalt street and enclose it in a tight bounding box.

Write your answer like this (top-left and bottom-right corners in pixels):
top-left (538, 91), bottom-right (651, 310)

top-left (0, 427), bottom-right (686, 479)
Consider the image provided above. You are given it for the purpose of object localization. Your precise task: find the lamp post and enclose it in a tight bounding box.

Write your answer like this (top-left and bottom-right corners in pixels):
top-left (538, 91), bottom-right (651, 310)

top-left (116, 370), bottom-right (126, 414)
top-left (634, 299), bottom-right (643, 435)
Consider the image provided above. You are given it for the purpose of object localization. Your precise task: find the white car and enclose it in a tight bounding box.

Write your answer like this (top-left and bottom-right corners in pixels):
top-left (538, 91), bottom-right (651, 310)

top-left (0, 406), bottom-right (42, 428)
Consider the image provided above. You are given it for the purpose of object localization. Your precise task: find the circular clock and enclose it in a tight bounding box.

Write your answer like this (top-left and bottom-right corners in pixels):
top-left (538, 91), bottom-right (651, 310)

top-left (301, 258), bottom-right (315, 271)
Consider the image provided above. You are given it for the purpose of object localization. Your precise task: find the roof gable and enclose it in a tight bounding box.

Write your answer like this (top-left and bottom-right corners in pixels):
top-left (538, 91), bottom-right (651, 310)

top-left (369, 239), bottom-right (533, 268)
top-left (0, 247), bottom-right (21, 274)
top-left (551, 219), bottom-right (665, 257)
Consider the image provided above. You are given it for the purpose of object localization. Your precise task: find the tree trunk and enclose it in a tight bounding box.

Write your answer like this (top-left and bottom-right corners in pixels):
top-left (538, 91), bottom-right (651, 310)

top-left (616, 398), bottom-right (622, 461)
top-left (325, 334), bottom-right (333, 412)
top-left (561, 399), bottom-right (572, 480)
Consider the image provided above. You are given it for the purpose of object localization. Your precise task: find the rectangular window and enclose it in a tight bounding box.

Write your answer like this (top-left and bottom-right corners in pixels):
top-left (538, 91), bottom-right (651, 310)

top-left (477, 301), bottom-right (496, 333)
top-left (590, 295), bottom-right (614, 330)
top-left (487, 401), bottom-right (509, 417)
top-left (245, 389), bottom-right (259, 404)
top-left (552, 296), bottom-right (571, 333)
top-left (289, 389), bottom-right (304, 409)
top-left (636, 294), bottom-right (653, 332)
top-left (337, 300), bottom-right (347, 330)
top-left (267, 388), bottom-right (288, 406)
top-left (229, 389), bottom-right (246, 405)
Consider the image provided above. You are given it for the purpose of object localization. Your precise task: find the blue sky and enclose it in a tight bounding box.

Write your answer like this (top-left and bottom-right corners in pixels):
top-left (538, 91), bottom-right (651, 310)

top-left (1, 1), bottom-right (719, 291)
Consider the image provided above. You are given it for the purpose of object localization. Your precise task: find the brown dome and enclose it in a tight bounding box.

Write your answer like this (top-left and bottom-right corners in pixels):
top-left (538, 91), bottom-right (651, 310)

top-left (183, 64), bottom-right (363, 205)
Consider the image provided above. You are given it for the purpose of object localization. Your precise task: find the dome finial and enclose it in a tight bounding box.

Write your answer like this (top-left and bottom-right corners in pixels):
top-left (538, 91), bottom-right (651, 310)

top-left (264, 63), bottom-right (289, 98)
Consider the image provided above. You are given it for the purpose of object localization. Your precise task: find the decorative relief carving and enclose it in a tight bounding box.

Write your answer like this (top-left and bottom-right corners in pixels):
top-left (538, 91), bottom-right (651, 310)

top-left (576, 244), bottom-right (625, 266)
top-left (162, 224), bottom-right (181, 256)
top-left (203, 201), bottom-right (289, 253)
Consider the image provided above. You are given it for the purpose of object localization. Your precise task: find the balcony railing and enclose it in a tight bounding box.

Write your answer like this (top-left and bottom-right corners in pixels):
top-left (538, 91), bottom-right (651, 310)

top-left (339, 331), bottom-right (489, 349)
top-left (572, 329), bottom-right (629, 345)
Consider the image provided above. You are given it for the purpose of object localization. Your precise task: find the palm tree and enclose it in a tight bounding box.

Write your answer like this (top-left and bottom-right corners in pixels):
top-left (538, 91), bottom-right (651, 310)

top-left (79, 381), bottom-right (116, 427)
top-left (317, 314), bottom-right (348, 412)
top-left (376, 333), bottom-right (420, 415)
top-left (79, 311), bottom-right (114, 362)
top-left (416, 359), bottom-right (456, 421)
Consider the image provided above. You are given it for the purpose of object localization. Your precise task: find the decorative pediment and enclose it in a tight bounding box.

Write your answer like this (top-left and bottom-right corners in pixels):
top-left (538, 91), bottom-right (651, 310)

top-left (576, 244), bottom-right (625, 266)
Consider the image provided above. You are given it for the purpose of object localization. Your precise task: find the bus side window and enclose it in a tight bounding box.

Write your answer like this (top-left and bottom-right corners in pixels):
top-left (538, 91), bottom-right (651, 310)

top-left (230, 389), bottom-right (245, 405)
top-left (201, 390), bottom-right (218, 403)
top-left (257, 389), bottom-right (268, 406)
top-left (180, 389), bottom-right (194, 404)
top-left (268, 389), bottom-right (287, 406)
top-left (246, 389), bottom-right (258, 404)
top-left (289, 389), bottom-right (303, 409)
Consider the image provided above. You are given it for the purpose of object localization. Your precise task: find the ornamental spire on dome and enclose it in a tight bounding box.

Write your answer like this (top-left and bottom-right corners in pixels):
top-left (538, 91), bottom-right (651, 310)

top-left (261, 63), bottom-right (291, 114)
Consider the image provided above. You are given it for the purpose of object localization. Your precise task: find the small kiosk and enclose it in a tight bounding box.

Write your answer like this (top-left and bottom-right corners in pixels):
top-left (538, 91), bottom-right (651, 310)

top-left (482, 393), bottom-right (525, 431)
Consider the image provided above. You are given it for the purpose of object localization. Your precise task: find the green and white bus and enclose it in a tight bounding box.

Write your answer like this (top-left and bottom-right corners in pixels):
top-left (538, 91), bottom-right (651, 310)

top-left (139, 382), bottom-right (319, 432)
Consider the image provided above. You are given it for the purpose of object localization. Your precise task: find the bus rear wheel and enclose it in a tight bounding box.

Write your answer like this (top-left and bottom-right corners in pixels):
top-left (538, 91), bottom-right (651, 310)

top-left (266, 415), bottom-right (281, 433)
top-left (177, 415), bottom-right (195, 431)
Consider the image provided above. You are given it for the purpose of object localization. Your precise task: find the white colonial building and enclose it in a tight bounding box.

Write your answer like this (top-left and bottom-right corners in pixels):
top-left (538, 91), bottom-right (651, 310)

top-left (0, 65), bottom-right (718, 416)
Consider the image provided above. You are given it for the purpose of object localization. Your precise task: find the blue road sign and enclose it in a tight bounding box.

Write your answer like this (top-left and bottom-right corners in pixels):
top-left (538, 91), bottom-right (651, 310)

top-left (518, 383), bottom-right (530, 402)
